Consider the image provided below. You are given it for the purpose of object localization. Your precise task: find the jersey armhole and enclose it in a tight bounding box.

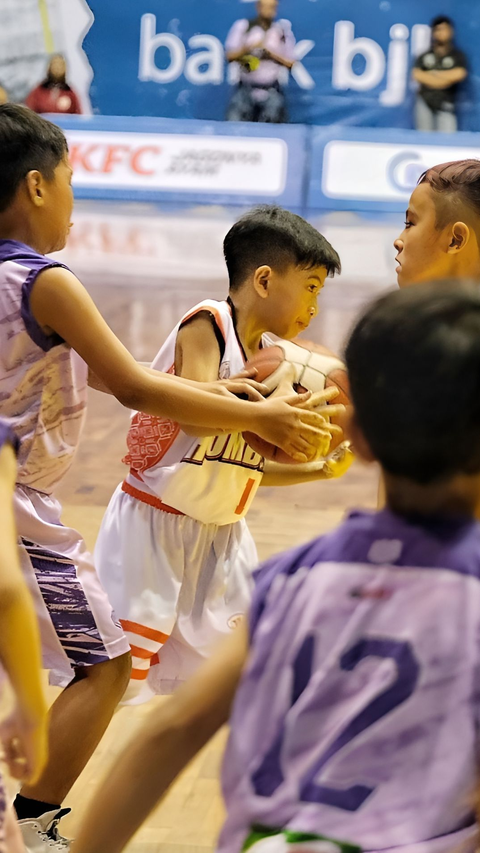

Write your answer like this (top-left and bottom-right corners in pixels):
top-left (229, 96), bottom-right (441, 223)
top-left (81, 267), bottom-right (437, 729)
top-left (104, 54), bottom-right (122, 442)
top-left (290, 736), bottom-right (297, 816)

top-left (178, 310), bottom-right (226, 362)
top-left (21, 262), bottom-right (69, 352)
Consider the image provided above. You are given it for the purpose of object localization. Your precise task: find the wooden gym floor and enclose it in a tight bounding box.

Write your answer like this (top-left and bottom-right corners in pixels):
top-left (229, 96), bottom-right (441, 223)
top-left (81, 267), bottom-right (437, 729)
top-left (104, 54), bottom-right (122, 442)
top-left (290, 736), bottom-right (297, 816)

top-left (11, 202), bottom-right (396, 851)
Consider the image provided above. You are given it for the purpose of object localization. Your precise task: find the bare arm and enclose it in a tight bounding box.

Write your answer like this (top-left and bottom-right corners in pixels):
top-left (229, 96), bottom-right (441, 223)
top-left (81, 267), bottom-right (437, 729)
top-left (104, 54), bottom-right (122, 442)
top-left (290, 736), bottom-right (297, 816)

top-left (72, 623), bottom-right (249, 853)
top-left (29, 268), bottom-right (326, 461)
top-left (226, 46), bottom-right (252, 62)
top-left (174, 312), bottom-right (229, 436)
top-left (413, 66), bottom-right (467, 88)
top-left (0, 444), bottom-right (48, 783)
top-left (264, 49), bottom-right (295, 69)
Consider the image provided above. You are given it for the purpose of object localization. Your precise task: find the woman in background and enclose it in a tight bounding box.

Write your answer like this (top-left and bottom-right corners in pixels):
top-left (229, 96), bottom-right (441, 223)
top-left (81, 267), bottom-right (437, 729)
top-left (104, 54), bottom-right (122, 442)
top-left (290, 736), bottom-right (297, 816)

top-left (25, 55), bottom-right (81, 115)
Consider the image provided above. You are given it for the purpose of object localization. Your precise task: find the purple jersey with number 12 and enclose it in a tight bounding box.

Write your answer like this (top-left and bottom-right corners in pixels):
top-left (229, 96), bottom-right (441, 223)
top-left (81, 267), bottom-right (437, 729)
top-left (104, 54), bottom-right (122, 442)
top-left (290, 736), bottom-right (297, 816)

top-left (219, 508), bottom-right (480, 853)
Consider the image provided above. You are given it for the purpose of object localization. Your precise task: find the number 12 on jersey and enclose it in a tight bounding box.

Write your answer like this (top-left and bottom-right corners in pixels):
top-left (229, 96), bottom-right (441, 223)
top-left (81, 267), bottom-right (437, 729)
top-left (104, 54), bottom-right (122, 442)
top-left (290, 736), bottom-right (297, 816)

top-left (252, 634), bottom-right (419, 811)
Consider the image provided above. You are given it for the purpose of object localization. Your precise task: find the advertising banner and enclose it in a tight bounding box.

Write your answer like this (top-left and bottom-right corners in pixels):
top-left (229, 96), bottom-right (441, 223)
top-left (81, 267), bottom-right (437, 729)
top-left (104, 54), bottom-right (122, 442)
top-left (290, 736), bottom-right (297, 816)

top-left (72, 0), bottom-right (479, 129)
top-left (308, 126), bottom-right (480, 211)
top-left (56, 116), bottom-right (307, 207)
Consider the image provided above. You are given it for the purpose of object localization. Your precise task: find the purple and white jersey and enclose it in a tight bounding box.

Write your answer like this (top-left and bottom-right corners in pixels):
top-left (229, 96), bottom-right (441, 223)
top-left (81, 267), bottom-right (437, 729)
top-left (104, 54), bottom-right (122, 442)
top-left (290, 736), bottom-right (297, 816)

top-left (219, 509), bottom-right (480, 853)
top-left (0, 240), bottom-right (88, 494)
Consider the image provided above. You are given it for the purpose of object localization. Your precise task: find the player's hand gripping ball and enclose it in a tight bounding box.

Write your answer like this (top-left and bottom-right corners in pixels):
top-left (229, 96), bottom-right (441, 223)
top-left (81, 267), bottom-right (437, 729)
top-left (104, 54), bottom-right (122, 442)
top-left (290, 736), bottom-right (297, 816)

top-left (243, 339), bottom-right (351, 464)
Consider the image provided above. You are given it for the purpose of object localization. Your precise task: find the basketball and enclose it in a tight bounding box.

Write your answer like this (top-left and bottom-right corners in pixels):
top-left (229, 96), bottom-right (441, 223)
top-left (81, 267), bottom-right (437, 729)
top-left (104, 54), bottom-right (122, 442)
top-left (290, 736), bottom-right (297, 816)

top-left (243, 339), bottom-right (350, 463)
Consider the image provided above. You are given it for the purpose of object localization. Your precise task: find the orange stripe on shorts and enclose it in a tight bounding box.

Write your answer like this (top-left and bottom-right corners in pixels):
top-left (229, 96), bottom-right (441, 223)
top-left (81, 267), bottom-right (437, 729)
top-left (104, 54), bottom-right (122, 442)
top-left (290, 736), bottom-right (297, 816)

top-left (130, 644), bottom-right (156, 660)
top-left (130, 667), bottom-right (150, 681)
top-left (120, 619), bottom-right (170, 645)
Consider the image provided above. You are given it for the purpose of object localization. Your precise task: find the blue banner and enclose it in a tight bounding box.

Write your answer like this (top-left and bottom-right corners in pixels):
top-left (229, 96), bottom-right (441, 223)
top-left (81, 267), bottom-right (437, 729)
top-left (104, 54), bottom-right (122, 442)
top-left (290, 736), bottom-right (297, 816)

top-left (82, 0), bottom-right (480, 129)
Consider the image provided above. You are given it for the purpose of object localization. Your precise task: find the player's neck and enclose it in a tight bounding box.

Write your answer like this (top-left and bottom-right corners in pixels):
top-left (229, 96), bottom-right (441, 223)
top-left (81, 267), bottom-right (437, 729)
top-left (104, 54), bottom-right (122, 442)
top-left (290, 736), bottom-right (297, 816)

top-left (384, 472), bottom-right (480, 519)
top-left (451, 252), bottom-right (480, 281)
top-left (0, 208), bottom-right (47, 255)
top-left (228, 292), bottom-right (267, 359)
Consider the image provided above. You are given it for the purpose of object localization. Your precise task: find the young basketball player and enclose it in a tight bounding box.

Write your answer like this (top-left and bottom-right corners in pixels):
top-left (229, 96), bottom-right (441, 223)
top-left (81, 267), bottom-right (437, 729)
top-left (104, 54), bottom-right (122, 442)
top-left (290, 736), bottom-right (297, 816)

top-left (0, 421), bottom-right (48, 853)
top-left (0, 104), bottom-right (328, 850)
top-left (395, 159), bottom-right (480, 286)
top-left (95, 205), bottom-right (350, 701)
top-left (74, 280), bottom-right (480, 853)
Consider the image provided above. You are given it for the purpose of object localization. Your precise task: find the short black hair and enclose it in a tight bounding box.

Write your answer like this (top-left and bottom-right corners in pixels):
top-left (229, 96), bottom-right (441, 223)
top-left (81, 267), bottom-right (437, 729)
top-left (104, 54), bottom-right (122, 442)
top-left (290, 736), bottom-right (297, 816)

top-left (0, 103), bottom-right (68, 212)
top-left (345, 281), bottom-right (480, 485)
top-left (431, 15), bottom-right (454, 29)
top-left (223, 205), bottom-right (341, 290)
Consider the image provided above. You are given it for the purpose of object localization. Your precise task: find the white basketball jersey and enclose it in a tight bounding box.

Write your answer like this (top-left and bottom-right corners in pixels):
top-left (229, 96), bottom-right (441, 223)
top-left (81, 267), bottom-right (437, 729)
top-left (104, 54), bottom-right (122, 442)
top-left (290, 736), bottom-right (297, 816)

top-left (123, 299), bottom-right (265, 525)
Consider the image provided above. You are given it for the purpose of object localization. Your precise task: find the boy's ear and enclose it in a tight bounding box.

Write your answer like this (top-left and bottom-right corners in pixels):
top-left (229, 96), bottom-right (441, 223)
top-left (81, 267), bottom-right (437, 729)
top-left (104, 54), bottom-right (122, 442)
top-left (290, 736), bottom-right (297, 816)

top-left (345, 408), bottom-right (376, 464)
top-left (25, 170), bottom-right (45, 207)
top-left (447, 221), bottom-right (470, 253)
top-left (253, 265), bottom-right (273, 299)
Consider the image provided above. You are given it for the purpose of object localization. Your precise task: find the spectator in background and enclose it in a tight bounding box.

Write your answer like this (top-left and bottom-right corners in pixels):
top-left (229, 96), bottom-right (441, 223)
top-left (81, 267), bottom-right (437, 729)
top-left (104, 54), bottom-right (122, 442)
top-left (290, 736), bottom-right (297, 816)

top-left (413, 16), bottom-right (467, 132)
top-left (0, 85), bottom-right (8, 106)
top-left (225, 0), bottom-right (295, 123)
top-left (25, 54), bottom-right (81, 115)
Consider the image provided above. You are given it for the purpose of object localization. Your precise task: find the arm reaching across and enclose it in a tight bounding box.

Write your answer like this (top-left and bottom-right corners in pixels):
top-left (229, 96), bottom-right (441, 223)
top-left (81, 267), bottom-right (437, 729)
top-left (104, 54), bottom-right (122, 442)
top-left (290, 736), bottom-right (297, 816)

top-left (71, 624), bottom-right (249, 853)
top-left (0, 440), bottom-right (48, 785)
top-left (30, 269), bottom-right (326, 462)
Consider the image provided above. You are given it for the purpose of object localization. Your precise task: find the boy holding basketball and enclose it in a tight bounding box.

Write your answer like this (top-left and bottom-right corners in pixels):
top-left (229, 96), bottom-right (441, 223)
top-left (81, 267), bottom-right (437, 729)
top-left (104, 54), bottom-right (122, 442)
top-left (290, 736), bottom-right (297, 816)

top-left (0, 104), bottom-right (328, 850)
top-left (394, 159), bottom-right (480, 286)
top-left (75, 281), bottom-right (480, 853)
top-left (95, 205), bottom-right (350, 701)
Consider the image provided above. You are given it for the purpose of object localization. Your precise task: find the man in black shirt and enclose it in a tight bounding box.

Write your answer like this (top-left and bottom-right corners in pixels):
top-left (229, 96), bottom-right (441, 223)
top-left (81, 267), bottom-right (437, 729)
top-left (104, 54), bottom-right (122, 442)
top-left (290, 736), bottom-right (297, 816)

top-left (413, 15), bottom-right (467, 132)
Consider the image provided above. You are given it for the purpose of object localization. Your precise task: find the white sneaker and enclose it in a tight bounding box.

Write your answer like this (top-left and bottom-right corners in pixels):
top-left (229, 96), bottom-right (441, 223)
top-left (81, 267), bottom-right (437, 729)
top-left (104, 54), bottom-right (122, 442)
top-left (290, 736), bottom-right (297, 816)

top-left (18, 808), bottom-right (72, 852)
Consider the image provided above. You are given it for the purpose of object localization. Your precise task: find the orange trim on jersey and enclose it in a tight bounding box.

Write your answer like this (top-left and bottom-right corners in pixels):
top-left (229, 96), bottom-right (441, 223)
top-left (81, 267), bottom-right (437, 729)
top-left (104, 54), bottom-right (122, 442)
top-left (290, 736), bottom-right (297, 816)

top-left (120, 618), bottom-right (170, 645)
top-left (121, 480), bottom-right (184, 516)
top-left (234, 477), bottom-right (256, 516)
top-left (150, 652), bottom-right (160, 667)
top-left (180, 303), bottom-right (227, 343)
top-left (130, 644), bottom-right (156, 660)
top-left (130, 667), bottom-right (150, 681)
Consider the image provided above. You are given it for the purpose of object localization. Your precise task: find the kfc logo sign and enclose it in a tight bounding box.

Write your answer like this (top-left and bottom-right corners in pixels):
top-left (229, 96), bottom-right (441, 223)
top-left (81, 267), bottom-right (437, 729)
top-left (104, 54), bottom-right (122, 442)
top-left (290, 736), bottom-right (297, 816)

top-left (69, 143), bottom-right (162, 175)
top-left (65, 129), bottom-right (287, 195)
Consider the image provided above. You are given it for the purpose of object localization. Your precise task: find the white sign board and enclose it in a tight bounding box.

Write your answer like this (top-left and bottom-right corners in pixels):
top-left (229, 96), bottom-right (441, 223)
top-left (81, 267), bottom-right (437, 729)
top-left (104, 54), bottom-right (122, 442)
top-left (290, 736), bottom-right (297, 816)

top-left (66, 129), bottom-right (288, 196)
top-left (322, 139), bottom-right (480, 203)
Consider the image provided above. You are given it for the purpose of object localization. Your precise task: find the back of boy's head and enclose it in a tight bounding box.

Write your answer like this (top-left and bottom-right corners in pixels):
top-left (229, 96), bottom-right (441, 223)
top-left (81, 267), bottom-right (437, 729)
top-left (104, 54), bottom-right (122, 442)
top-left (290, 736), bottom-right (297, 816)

top-left (418, 160), bottom-right (480, 232)
top-left (345, 281), bottom-right (480, 485)
top-left (223, 205), bottom-right (341, 291)
top-left (0, 103), bottom-right (68, 213)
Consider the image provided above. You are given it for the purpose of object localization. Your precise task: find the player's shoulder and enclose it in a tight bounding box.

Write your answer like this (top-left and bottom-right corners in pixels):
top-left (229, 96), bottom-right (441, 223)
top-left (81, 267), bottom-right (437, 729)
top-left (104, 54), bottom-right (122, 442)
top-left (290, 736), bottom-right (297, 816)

top-left (305, 509), bottom-right (480, 581)
top-left (179, 298), bottom-right (231, 334)
top-left (0, 239), bottom-right (47, 271)
top-left (0, 240), bottom-right (74, 293)
top-left (250, 510), bottom-right (480, 635)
